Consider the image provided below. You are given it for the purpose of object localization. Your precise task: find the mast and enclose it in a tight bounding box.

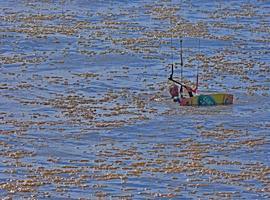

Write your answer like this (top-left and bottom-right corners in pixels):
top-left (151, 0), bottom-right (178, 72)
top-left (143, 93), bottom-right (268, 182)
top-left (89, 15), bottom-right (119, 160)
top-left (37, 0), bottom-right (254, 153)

top-left (195, 39), bottom-right (200, 92)
top-left (180, 39), bottom-right (183, 82)
top-left (180, 39), bottom-right (184, 97)
top-left (169, 16), bottom-right (174, 80)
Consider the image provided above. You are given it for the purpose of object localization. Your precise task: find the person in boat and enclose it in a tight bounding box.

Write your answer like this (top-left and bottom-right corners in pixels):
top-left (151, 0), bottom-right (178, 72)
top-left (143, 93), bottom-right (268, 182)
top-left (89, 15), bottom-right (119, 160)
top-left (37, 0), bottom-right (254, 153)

top-left (169, 84), bottom-right (197, 102)
top-left (169, 84), bottom-right (180, 102)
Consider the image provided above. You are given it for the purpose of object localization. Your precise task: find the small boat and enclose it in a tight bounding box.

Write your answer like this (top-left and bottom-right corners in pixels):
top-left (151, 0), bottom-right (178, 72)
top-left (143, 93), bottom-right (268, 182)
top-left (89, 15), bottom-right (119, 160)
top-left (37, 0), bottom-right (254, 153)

top-left (180, 93), bottom-right (233, 106)
top-left (168, 39), bottom-right (233, 106)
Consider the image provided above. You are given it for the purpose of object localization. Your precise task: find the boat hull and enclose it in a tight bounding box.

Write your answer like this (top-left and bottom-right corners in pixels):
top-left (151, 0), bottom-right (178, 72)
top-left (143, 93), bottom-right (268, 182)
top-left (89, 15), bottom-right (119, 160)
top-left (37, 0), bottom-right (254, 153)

top-left (180, 93), bottom-right (233, 106)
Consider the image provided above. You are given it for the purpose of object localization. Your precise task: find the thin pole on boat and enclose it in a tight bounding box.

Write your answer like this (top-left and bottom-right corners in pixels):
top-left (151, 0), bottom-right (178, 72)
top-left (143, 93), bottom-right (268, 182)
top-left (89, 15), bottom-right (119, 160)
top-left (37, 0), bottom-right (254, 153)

top-left (169, 16), bottom-right (174, 80)
top-left (180, 39), bottom-right (183, 82)
top-left (195, 39), bottom-right (200, 92)
top-left (171, 17), bottom-right (174, 77)
top-left (180, 39), bottom-right (184, 97)
top-left (180, 0), bottom-right (183, 82)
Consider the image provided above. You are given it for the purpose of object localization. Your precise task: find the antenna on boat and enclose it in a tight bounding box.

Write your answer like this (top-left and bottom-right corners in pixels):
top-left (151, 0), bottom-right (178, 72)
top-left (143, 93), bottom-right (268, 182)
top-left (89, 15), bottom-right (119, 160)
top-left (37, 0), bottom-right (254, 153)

top-left (195, 39), bottom-right (200, 93)
top-left (169, 16), bottom-right (174, 80)
top-left (180, 39), bottom-right (183, 82)
top-left (180, 39), bottom-right (184, 97)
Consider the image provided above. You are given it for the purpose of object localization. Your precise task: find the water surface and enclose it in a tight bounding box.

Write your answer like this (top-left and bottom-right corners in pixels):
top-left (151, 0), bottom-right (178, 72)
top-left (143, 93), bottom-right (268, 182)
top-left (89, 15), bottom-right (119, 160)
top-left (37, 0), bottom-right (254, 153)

top-left (0, 0), bottom-right (269, 199)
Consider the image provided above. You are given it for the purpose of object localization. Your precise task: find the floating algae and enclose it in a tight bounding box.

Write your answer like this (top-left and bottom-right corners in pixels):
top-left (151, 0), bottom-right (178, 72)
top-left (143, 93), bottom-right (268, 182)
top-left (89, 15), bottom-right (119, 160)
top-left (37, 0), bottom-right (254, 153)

top-left (0, 0), bottom-right (269, 199)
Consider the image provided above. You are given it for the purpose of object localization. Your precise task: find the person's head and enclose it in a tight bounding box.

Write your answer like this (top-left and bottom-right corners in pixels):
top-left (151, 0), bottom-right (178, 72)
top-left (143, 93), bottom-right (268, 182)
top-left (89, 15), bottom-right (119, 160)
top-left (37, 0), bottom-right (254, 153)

top-left (169, 84), bottom-right (179, 98)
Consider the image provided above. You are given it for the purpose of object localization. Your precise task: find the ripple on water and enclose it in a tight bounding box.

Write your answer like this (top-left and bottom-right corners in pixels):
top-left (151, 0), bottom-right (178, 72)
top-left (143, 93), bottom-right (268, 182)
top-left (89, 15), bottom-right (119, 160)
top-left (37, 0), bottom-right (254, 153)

top-left (0, 0), bottom-right (270, 199)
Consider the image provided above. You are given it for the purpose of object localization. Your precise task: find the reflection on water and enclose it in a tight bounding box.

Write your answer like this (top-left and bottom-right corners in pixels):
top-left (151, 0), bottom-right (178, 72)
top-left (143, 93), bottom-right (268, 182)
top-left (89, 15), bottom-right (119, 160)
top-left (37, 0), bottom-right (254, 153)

top-left (0, 0), bottom-right (269, 199)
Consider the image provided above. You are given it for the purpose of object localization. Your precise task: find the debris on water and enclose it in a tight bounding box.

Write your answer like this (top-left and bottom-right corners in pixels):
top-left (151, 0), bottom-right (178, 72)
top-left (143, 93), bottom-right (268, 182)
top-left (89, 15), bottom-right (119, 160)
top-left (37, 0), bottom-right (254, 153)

top-left (0, 0), bottom-right (269, 199)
